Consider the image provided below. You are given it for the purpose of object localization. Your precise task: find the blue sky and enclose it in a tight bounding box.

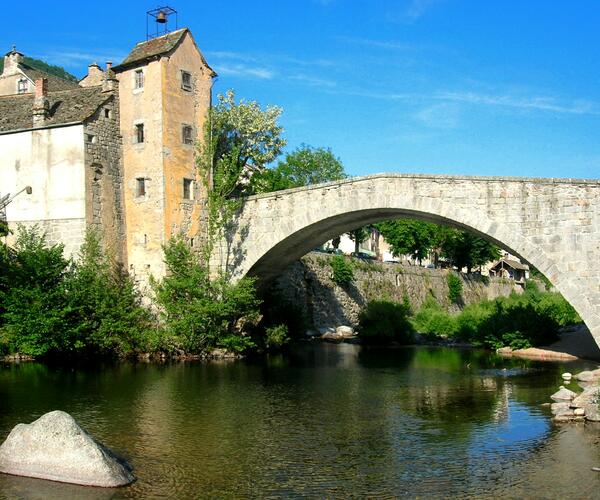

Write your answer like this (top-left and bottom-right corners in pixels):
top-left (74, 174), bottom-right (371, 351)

top-left (6, 1), bottom-right (599, 178)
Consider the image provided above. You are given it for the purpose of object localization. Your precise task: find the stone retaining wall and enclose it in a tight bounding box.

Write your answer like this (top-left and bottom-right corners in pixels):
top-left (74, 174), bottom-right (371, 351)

top-left (270, 253), bottom-right (525, 329)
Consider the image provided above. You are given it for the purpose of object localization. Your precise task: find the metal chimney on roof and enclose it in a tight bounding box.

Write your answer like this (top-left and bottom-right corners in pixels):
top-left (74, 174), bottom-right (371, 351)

top-left (146, 6), bottom-right (178, 40)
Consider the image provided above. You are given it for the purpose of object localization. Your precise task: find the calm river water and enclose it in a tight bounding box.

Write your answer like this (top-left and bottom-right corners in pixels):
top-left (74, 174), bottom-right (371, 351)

top-left (1, 344), bottom-right (600, 498)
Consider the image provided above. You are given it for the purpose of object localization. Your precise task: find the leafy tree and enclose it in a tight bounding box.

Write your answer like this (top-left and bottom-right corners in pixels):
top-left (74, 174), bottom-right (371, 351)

top-left (252, 145), bottom-right (346, 192)
top-left (442, 231), bottom-right (500, 273)
top-left (349, 227), bottom-right (369, 255)
top-left (375, 219), bottom-right (437, 264)
top-left (197, 89), bottom-right (285, 269)
top-left (64, 231), bottom-right (151, 356)
top-left (0, 226), bottom-right (71, 356)
top-left (152, 235), bottom-right (260, 354)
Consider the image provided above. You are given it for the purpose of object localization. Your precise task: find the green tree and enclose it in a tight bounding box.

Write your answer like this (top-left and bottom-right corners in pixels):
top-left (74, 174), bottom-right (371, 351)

top-left (442, 231), bottom-right (500, 273)
top-left (349, 227), bottom-right (370, 255)
top-left (197, 89), bottom-right (286, 269)
top-left (0, 226), bottom-right (71, 356)
top-left (64, 231), bottom-right (151, 356)
top-left (252, 144), bottom-right (346, 193)
top-left (375, 219), bottom-right (436, 264)
top-left (152, 235), bottom-right (260, 354)
top-left (330, 255), bottom-right (354, 285)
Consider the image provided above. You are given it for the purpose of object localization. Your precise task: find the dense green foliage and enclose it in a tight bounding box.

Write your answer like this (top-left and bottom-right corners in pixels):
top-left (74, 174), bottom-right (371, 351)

top-left (0, 56), bottom-right (78, 82)
top-left (375, 219), bottom-right (500, 270)
top-left (330, 255), bottom-right (354, 285)
top-left (412, 296), bottom-right (458, 339)
top-left (357, 300), bottom-right (414, 344)
top-left (152, 236), bottom-right (260, 354)
top-left (411, 286), bottom-right (581, 350)
top-left (0, 227), bottom-right (150, 357)
top-left (264, 324), bottom-right (290, 350)
top-left (446, 273), bottom-right (463, 303)
top-left (252, 145), bottom-right (346, 193)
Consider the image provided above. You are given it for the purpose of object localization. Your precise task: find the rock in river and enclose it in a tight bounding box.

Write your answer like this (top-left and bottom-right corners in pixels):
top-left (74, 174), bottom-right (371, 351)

top-left (550, 386), bottom-right (577, 402)
top-left (0, 410), bottom-right (134, 487)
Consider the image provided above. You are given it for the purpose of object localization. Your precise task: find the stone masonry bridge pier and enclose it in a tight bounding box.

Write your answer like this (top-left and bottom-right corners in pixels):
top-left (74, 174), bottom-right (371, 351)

top-left (216, 174), bottom-right (600, 349)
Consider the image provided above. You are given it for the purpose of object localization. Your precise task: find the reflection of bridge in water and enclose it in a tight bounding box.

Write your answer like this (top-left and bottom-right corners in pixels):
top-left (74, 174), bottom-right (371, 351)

top-left (216, 174), bottom-right (600, 351)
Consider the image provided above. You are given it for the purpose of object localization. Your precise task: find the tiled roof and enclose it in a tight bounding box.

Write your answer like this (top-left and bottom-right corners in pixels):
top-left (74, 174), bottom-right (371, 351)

top-left (492, 259), bottom-right (529, 271)
top-left (0, 86), bottom-right (112, 132)
top-left (113, 29), bottom-right (188, 70)
top-left (20, 64), bottom-right (80, 92)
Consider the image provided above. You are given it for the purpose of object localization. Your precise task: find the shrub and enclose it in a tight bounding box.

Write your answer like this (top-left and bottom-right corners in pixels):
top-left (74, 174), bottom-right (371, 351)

top-left (264, 324), bottom-right (290, 350)
top-left (152, 235), bottom-right (261, 354)
top-left (412, 297), bottom-right (457, 338)
top-left (357, 300), bottom-right (414, 344)
top-left (330, 255), bottom-right (353, 285)
top-left (446, 272), bottom-right (463, 303)
top-left (0, 226), bottom-right (71, 356)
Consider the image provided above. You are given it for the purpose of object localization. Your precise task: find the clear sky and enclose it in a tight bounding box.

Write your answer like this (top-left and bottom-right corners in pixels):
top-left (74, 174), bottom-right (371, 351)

top-left (5, 1), bottom-right (599, 179)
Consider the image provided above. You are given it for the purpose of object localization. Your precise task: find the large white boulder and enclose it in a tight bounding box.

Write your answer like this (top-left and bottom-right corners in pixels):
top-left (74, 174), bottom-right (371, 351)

top-left (0, 410), bottom-right (134, 487)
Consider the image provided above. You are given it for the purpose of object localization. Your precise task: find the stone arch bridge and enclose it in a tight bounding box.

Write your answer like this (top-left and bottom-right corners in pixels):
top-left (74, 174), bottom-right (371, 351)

top-left (216, 174), bottom-right (600, 349)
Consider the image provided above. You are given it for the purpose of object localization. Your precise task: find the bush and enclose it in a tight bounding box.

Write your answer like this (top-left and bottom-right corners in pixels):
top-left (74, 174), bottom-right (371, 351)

top-left (0, 227), bottom-right (152, 357)
top-left (330, 255), bottom-right (353, 286)
top-left (357, 300), bottom-right (414, 344)
top-left (264, 324), bottom-right (290, 350)
top-left (152, 235), bottom-right (261, 354)
top-left (412, 297), bottom-right (457, 338)
top-left (0, 226), bottom-right (71, 356)
top-left (446, 272), bottom-right (463, 303)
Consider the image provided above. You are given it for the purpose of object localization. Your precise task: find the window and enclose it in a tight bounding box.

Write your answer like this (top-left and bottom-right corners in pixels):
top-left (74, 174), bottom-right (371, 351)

top-left (136, 178), bottom-right (146, 197)
top-left (183, 178), bottom-right (194, 200)
top-left (135, 123), bottom-right (144, 143)
top-left (17, 78), bottom-right (28, 94)
top-left (181, 70), bottom-right (192, 91)
top-left (182, 124), bottom-right (193, 145)
top-left (104, 109), bottom-right (111, 119)
top-left (134, 69), bottom-right (144, 89)
top-left (86, 134), bottom-right (95, 144)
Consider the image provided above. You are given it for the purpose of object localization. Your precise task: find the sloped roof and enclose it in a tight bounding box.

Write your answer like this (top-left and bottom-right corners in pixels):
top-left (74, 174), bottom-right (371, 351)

top-left (491, 258), bottom-right (529, 271)
top-left (0, 86), bottom-right (112, 132)
top-left (20, 64), bottom-right (80, 92)
top-left (113, 28), bottom-right (216, 76)
top-left (113, 29), bottom-right (188, 70)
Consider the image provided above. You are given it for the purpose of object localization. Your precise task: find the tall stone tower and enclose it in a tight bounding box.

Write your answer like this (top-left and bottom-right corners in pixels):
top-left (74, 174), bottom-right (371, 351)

top-left (113, 28), bottom-right (216, 282)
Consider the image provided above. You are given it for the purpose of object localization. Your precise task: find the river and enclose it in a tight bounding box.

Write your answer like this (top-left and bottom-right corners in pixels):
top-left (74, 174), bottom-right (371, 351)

top-left (1, 344), bottom-right (600, 498)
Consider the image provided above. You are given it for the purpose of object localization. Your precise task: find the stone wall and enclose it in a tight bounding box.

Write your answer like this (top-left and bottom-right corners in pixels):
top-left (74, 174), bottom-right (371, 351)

top-left (8, 218), bottom-right (86, 258)
top-left (83, 92), bottom-right (126, 263)
top-left (270, 253), bottom-right (524, 329)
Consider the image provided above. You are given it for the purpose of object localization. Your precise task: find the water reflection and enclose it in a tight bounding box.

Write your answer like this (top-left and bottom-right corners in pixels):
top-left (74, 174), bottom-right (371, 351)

top-left (0, 345), bottom-right (599, 498)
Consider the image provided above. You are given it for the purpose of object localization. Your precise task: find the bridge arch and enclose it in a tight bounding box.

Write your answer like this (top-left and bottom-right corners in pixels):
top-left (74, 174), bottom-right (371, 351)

top-left (218, 174), bottom-right (600, 349)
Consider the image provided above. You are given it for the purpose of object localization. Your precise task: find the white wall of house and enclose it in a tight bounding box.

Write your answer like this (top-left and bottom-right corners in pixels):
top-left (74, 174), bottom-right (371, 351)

top-left (1, 125), bottom-right (86, 256)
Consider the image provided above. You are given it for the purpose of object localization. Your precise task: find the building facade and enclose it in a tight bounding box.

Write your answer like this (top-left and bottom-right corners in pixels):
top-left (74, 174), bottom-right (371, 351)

top-left (0, 29), bottom-right (215, 284)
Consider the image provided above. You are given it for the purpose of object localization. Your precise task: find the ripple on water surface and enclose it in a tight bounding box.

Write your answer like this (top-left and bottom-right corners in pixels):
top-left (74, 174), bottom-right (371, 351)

top-left (0, 344), bottom-right (599, 498)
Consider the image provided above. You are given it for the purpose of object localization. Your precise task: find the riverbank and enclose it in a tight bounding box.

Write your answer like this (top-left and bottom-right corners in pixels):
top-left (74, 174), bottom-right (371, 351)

top-left (498, 324), bottom-right (600, 362)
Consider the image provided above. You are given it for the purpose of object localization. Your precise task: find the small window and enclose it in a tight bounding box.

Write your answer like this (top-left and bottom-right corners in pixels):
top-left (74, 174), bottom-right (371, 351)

top-left (135, 123), bottom-right (144, 143)
top-left (182, 124), bottom-right (193, 145)
top-left (183, 178), bottom-right (194, 200)
top-left (104, 109), bottom-right (110, 118)
top-left (86, 134), bottom-right (95, 144)
top-left (181, 70), bottom-right (192, 91)
top-left (136, 178), bottom-right (146, 197)
top-left (190, 237), bottom-right (194, 247)
top-left (17, 78), bottom-right (28, 94)
top-left (134, 69), bottom-right (144, 89)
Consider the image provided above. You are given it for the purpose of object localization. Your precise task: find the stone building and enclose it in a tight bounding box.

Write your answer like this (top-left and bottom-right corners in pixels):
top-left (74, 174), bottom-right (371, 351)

top-left (0, 28), bottom-right (215, 283)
